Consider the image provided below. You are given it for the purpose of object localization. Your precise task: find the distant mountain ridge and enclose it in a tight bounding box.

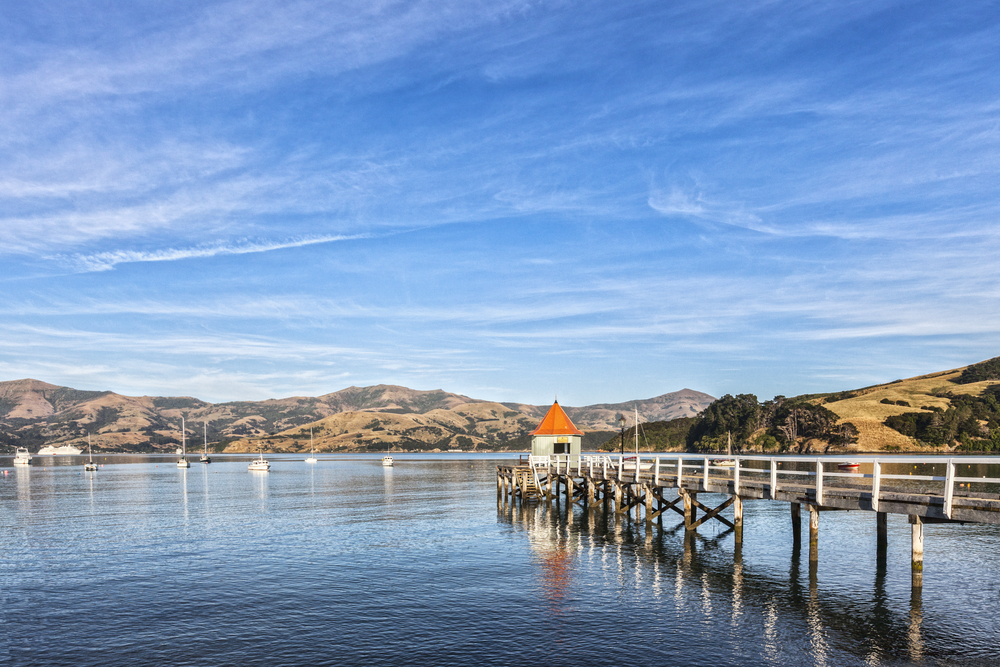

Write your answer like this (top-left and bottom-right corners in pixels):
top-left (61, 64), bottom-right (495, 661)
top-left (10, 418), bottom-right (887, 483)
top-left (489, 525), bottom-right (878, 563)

top-left (0, 379), bottom-right (716, 453)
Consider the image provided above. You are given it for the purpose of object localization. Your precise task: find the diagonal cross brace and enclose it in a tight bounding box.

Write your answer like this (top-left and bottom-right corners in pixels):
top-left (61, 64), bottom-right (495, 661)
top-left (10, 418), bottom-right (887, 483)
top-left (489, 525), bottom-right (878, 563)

top-left (649, 489), bottom-right (686, 520)
top-left (689, 495), bottom-right (736, 530)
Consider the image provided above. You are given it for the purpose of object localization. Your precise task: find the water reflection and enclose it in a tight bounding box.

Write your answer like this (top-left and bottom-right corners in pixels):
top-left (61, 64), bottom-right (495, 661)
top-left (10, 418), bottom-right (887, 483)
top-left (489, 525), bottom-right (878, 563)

top-left (383, 466), bottom-right (394, 506)
top-left (252, 468), bottom-right (268, 506)
top-left (498, 496), bottom-right (937, 665)
top-left (180, 468), bottom-right (189, 522)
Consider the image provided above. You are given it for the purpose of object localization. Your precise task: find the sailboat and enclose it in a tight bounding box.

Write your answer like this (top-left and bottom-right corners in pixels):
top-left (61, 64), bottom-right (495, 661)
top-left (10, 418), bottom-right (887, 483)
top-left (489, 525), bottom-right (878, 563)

top-left (84, 434), bottom-right (97, 471)
top-left (199, 423), bottom-right (211, 464)
top-left (623, 407), bottom-right (651, 471)
top-left (713, 432), bottom-right (736, 467)
top-left (305, 428), bottom-right (317, 464)
top-left (177, 417), bottom-right (190, 468)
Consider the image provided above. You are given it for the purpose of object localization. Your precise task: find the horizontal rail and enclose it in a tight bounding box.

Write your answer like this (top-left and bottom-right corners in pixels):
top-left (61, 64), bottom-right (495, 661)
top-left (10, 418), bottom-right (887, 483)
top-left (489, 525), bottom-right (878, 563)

top-left (523, 453), bottom-right (1000, 522)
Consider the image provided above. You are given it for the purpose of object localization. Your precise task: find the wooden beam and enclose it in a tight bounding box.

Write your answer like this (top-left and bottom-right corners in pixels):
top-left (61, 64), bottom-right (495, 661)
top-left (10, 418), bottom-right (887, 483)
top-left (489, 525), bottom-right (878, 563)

top-left (689, 496), bottom-right (736, 530)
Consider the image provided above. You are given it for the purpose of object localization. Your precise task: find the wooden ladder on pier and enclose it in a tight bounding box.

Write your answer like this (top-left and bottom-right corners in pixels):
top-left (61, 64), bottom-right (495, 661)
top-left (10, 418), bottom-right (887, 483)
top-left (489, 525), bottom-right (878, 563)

top-left (516, 467), bottom-right (541, 499)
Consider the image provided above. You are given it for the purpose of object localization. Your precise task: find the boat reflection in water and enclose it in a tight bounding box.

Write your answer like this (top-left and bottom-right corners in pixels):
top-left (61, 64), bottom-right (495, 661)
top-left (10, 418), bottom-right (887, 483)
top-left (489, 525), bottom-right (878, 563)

top-left (497, 493), bottom-right (939, 665)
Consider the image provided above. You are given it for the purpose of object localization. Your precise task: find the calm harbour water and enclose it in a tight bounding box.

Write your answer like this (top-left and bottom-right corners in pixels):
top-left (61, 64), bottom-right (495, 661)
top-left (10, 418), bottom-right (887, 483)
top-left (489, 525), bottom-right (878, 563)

top-left (3, 454), bottom-right (1000, 666)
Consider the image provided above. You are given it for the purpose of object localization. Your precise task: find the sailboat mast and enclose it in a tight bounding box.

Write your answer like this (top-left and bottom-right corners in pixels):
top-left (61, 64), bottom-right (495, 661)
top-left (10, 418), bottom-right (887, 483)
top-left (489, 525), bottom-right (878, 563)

top-left (181, 417), bottom-right (186, 458)
top-left (204, 422), bottom-right (208, 455)
top-left (634, 406), bottom-right (639, 456)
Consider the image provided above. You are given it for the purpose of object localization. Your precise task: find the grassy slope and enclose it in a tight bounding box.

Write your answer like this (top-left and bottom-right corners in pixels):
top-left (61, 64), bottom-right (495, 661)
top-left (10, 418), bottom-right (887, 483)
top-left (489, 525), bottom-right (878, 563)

top-left (822, 368), bottom-right (999, 451)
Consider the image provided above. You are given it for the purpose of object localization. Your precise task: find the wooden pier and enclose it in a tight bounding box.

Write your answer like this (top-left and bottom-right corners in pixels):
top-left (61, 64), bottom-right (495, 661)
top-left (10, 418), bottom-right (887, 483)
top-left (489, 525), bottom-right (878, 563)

top-left (497, 453), bottom-right (1000, 588)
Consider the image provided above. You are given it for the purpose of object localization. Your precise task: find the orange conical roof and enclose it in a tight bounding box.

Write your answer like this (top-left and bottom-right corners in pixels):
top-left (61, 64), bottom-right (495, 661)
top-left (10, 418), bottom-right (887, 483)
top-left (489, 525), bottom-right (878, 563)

top-left (531, 401), bottom-right (584, 436)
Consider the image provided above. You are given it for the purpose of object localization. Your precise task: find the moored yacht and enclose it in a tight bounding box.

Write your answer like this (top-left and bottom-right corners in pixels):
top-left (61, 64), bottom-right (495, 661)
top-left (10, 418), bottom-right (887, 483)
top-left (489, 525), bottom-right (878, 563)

top-left (177, 417), bottom-right (190, 468)
top-left (37, 444), bottom-right (83, 456)
top-left (381, 456), bottom-right (393, 467)
top-left (13, 447), bottom-right (32, 466)
top-left (84, 435), bottom-right (97, 471)
top-left (199, 423), bottom-right (211, 464)
top-left (305, 428), bottom-right (317, 464)
top-left (248, 450), bottom-right (270, 471)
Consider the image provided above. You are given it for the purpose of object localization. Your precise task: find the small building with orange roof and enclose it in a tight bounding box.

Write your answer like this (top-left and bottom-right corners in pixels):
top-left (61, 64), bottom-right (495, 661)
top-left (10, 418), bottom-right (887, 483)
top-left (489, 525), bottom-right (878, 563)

top-left (531, 400), bottom-right (584, 461)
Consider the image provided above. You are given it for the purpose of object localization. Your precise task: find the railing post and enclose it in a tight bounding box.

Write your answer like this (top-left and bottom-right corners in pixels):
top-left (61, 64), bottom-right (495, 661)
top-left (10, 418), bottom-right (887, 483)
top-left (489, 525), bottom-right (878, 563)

top-left (618, 455), bottom-right (623, 482)
top-left (654, 457), bottom-right (661, 486)
top-left (733, 457), bottom-right (740, 495)
top-left (944, 458), bottom-right (956, 519)
top-left (770, 458), bottom-right (777, 499)
top-left (871, 460), bottom-right (881, 512)
top-left (634, 455), bottom-right (641, 483)
top-left (589, 457), bottom-right (594, 477)
top-left (603, 458), bottom-right (607, 479)
top-left (815, 460), bottom-right (824, 506)
top-left (703, 457), bottom-right (710, 489)
top-left (677, 456), bottom-right (683, 487)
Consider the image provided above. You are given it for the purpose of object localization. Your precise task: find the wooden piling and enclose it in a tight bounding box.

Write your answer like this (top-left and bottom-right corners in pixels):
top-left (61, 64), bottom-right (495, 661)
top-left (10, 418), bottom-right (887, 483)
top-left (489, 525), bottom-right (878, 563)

top-left (733, 495), bottom-right (743, 545)
top-left (791, 502), bottom-right (801, 543)
top-left (683, 490), bottom-right (698, 530)
top-left (877, 511), bottom-right (888, 564)
top-left (910, 515), bottom-right (924, 588)
top-left (809, 504), bottom-right (819, 563)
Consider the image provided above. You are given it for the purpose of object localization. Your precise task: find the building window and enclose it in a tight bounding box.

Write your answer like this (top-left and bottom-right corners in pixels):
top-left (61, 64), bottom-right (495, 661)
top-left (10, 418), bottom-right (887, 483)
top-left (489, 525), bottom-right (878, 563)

top-left (553, 442), bottom-right (567, 454)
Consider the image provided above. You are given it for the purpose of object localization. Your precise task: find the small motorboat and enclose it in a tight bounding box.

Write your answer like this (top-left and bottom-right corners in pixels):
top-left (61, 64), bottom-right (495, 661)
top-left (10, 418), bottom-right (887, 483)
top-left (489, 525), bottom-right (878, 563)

top-left (837, 462), bottom-right (860, 471)
top-left (382, 456), bottom-right (393, 467)
top-left (13, 447), bottom-right (32, 466)
top-left (248, 450), bottom-right (270, 471)
top-left (622, 455), bottom-right (653, 471)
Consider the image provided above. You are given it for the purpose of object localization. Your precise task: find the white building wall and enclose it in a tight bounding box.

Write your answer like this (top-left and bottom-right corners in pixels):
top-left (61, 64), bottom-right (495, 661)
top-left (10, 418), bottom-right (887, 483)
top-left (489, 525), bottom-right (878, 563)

top-left (531, 434), bottom-right (582, 462)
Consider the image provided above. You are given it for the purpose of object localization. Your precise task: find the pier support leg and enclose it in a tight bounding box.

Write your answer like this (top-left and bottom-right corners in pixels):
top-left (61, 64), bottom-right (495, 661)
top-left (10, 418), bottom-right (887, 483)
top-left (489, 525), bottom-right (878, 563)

top-left (877, 511), bottom-right (888, 566)
top-left (683, 490), bottom-right (698, 530)
top-left (791, 502), bottom-right (801, 544)
top-left (645, 485), bottom-right (653, 524)
top-left (733, 495), bottom-right (743, 546)
top-left (566, 476), bottom-right (573, 506)
top-left (614, 482), bottom-right (623, 514)
top-left (808, 505), bottom-right (819, 563)
top-left (910, 515), bottom-right (924, 589)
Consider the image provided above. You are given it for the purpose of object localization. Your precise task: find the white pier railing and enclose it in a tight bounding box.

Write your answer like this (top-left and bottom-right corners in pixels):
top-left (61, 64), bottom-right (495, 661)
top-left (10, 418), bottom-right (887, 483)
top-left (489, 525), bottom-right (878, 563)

top-left (539, 453), bottom-right (1000, 520)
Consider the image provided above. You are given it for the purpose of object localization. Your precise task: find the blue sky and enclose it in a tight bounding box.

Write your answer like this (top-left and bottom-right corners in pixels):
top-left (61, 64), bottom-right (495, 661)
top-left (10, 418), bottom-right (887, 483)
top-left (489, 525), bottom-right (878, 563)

top-left (2, 1), bottom-right (999, 406)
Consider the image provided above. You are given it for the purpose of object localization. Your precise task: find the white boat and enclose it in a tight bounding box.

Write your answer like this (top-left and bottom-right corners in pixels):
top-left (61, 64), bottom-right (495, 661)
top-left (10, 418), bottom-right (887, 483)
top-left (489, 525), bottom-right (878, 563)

top-left (713, 432), bottom-right (736, 467)
top-left (13, 447), bottom-right (32, 466)
top-left (621, 406), bottom-right (651, 471)
top-left (84, 435), bottom-right (97, 471)
top-left (381, 440), bottom-right (393, 467)
top-left (199, 423), bottom-right (211, 464)
top-left (248, 449), bottom-right (270, 471)
top-left (177, 417), bottom-right (190, 468)
top-left (37, 444), bottom-right (83, 456)
top-left (305, 428), bottom-right (317, 464)
top-left (838, 462), bottom-right (860, 471)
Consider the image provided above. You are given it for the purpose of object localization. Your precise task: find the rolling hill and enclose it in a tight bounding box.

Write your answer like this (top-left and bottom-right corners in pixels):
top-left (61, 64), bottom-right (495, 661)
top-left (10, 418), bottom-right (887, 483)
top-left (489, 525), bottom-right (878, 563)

top-left (0, 380), bottom-right (715, 454)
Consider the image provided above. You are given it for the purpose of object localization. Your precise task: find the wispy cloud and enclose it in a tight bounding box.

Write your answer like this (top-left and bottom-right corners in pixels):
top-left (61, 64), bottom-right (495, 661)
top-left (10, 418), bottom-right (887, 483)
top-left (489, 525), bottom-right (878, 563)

top-left (55, 234), bottom-right (371, 272)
